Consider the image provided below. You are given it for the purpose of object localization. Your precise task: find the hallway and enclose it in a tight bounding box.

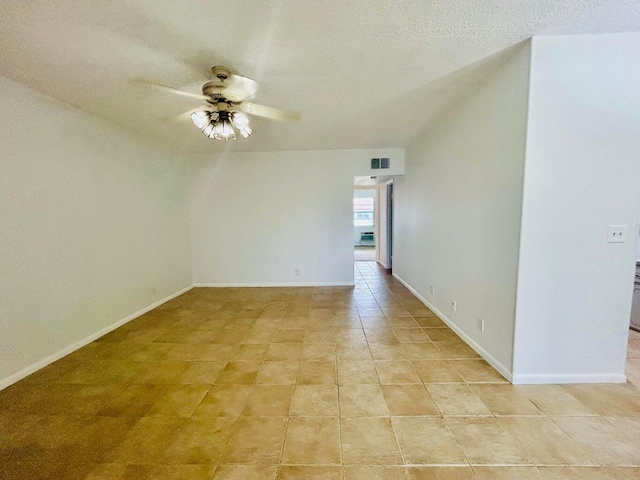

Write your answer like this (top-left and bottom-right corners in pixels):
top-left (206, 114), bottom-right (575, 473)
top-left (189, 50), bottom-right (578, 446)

top-left (1, 264), bottom-right (640, 479)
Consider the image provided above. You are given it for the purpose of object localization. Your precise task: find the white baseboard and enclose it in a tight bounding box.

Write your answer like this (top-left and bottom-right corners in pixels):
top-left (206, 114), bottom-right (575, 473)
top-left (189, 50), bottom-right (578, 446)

top-left (0, 284), bottom-right (194, 391)
top-left (194, 282), bottom-right (356, 287)
top-left (392, 273), bottom-right (514, 383)
top-left (512, 373), bottom-right (627, 385)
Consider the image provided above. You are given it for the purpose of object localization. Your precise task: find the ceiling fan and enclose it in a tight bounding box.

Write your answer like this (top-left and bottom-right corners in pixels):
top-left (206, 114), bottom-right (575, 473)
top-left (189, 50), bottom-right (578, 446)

top-left (147, 65), bottom-right (300, 140)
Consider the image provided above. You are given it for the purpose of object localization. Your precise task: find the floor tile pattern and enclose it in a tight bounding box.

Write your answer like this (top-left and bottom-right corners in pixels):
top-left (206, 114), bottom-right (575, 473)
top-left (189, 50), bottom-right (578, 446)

top-left (1, 262), bottom-right (640, 479)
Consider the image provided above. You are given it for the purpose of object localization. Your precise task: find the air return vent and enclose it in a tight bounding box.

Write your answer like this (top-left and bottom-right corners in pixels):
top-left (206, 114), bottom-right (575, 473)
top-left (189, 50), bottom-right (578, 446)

top-left (371, 158), bottom-right (390, 169)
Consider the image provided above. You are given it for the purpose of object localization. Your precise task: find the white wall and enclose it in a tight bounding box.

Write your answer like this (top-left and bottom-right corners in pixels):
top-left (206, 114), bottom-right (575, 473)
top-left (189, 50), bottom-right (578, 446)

top-left (512, 33), bottom-right (640, 383)
top-left (0, 75), bottom-right (193, 387)
top-left (393, 43), bottom-right (532, 377)
top-left (189, 149), bottom-right (404, 286)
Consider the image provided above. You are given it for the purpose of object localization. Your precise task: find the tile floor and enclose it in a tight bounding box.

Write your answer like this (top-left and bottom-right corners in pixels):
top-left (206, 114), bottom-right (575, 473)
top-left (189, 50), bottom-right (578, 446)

top-left (2, 262), bottom-right (640, 479)
top-left (354, 246), bottom-right (376, 262)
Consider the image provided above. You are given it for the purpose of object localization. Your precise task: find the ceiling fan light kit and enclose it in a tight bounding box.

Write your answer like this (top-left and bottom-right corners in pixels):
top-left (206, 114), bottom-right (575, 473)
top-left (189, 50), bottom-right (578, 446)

top-left (191, 109), bottom-right (252, 140)
top-left (151, 65), bottom-right (299, 141)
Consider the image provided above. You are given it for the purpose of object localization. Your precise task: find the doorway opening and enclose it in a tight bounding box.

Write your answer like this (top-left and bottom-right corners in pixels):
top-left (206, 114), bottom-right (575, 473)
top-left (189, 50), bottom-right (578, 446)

top-left (627, 219), bottom-right (640, 385)
top-left (353, 176), bottom-right (395, 270)
top-left (353, 187), bottom-right (376, 262)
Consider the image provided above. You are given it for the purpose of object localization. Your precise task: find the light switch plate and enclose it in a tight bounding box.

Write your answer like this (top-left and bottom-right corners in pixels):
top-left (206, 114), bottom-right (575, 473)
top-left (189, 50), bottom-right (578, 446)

top-left (607, 225), bottom-right (627, 243)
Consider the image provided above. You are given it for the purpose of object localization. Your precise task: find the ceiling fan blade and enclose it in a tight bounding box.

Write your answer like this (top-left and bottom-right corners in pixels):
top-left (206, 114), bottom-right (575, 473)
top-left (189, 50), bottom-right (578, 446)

top-left (164, 108), bottom-right (210, 123)
top-left (227, 74), bottom-right (258, 100)
top-left (141, 81), bottom-right (210, 102)
top-left (239, 102), bottom-right (300, 122)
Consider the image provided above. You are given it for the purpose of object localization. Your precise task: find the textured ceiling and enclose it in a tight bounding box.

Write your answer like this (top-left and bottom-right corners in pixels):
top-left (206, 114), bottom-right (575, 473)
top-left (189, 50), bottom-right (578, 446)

top-left (1, 1), bottom-right (638, 152)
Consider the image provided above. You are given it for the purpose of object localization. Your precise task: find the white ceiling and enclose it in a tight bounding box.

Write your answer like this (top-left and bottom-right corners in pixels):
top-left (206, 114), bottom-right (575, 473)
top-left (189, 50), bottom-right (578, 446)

top-left (1, 1), bottom-right (638, 153)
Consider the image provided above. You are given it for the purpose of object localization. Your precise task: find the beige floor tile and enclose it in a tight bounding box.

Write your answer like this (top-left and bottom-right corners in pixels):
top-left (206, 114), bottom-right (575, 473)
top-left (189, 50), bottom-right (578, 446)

top-left (242, 385), bottom-right (294, 416)
top-left (369, 344), bottom-right (412, 360)
top-left (88, 463), bottom-right (217, 480)
top-left (215, 361), bottom-right (262, 384)
top-left (381, 385), bottom-right (440, 416)
top-left (282, 417), bottom-right (341, 464)
top-left (413, 317), bottom-right (447, 328)
top-left (473, 466), bottom-right (543, 479)
top-left (339, 385), bottom-right (389, 416)
top-left (412, 360), bottom-right (464, 383)
top-left (179, 361), bottom-right (228, 384)
top-left (516, 384), bottom-right (597, 416)
top-left (394, 328), bottom-right (431, 343)
top-left (365, 328), bottom-right (401, 344)
top-left (242, 329), bottom-right (277, 344)
top-left (561, 384), bottom-right (640, 416)
top-left (297, 361), bottom-right (337, 384)
top-left (222, 416), bottom-right (288, 464)
top-left (110, 417), bottom-right (233, 464)
top-left (449, 359), bottom-right (507, 383)
top-left (290, 385), bottom-right (339, 416)
top-left (433, 342), bottom-right (481, 360)
top-left (341, 417), bottom-right (403, 465)
top-left (389, 317), bottom-right (420, 328)
top-left (392, 417), bottom-right (467, 465)
top-left (627, 339), bottom-right (640, 358)
top-left (407, 467), bottom-right (475, 479)
top-left (375, 361), bottom-right (421, 384)
top-left (337, 345), bottom-right (373, 360)
top-left (97, 384), bottom-right (168, 416)
top-left (165, 343), bottom-right (236, 362)
top-left (147, 384), bottom-right (210, 417)
top-left (402, 343), bottom-right (445, 360)
top-left (301, 343), bottom-right (336, 361)
top-left (255, 361), bottom-right (300, 384)
top-left (278, 466), bottom-right (342, 479)
top-left (551, 416), bottom-right (640, 466)
top-left (232, 344), bottom-right (270, 361)
top-left (338, 360), bottom-right (380, 384)
top-left (470, 384), bottom-right (542, 416)
top-left (604, 415), bottom-right (640, 443)
top-left (427, 384), bottom-right (491, 416)
top-left (212, 465), bottom-right (278, 480)
top-left (6, 265), bottom-right (640, 477)
top-left (627, 359), bottom-right (640, 387)
top-left (497, 416), bottom-right (598, 466)
top-left (424, 328), bottom-right (460, 342)
top-left (538, 466), bottom-right (616, 479)
top-left (161, 416), bottom-right (236, 464)
top-left (193, 384), bottom-right (252, 418)
top-left (304, 329), bottom-right (336, 344)
top-left (445, 416), bottom-right (531, 465)
top-left (266, 343), bottom-right (303, 360)
top-left (274, 329), bottom-right (306, 343)
top-left (344, 465), bottom-right (409, 479)
top-left (607, 467), bottom-right (640, 479)
top-left (45, 416), bottom-right (137, 464)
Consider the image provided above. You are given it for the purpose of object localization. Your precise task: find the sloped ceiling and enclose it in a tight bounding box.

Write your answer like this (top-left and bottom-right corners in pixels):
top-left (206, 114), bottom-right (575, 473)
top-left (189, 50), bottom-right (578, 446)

top-left (1, 0), bottom-right (638, 152)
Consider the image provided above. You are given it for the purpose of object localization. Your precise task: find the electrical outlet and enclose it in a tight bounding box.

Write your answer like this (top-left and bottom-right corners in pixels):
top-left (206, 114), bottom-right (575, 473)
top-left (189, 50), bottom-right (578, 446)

top-left (451, 301), bottom-right (457, 312)
top-left (477, 318), bottom-right (484, 332)
top-left (430, 285), bottom-right (434, 295)
top-left (607, 225), bottom-right (627, 243)
top-left (295, 269), bottom-right (300, 276)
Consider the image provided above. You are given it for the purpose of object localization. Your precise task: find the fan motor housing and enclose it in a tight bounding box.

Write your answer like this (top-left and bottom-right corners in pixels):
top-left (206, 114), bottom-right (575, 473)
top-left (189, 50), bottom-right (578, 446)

top-left (202, 81), bottom-right (226, 99)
